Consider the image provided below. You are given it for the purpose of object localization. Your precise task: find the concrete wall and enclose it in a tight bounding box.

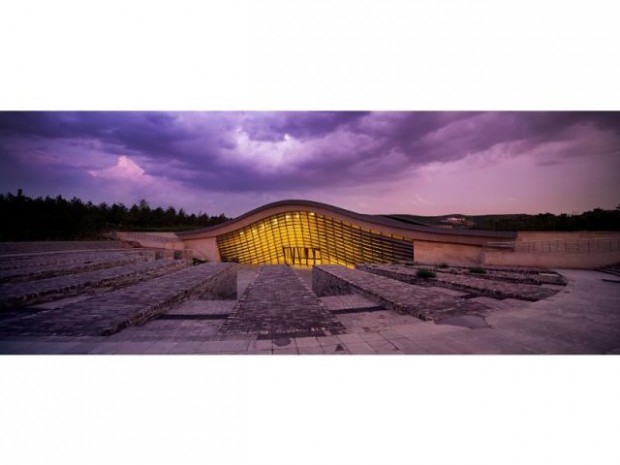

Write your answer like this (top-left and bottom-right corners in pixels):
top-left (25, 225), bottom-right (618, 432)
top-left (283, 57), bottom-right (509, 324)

top-left (516, 231), bottom-right (620, 242)
top-left (116, 232), bottom-right (185, 251)
top-left (182, 237), bottom-right (221, 262)
top-left (483, 230), bottom-right (620, 268)
top-left (414, 240), bottom-right (483, 266)
top-left (483, 249), bottom-right (620, 269)
top-left (410, 231), bottom-right (620, 268)
top-left (179, 218), bottom-right (620, 269)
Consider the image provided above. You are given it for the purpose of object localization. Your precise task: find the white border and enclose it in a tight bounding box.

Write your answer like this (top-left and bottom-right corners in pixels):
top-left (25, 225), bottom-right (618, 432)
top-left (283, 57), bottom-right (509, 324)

top-left (1, 1), bottom-right (619, 465)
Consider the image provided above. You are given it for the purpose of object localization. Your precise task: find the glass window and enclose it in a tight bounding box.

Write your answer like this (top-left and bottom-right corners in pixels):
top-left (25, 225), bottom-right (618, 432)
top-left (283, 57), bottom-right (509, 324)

top-left (216, 211), bottom-right (413, 267)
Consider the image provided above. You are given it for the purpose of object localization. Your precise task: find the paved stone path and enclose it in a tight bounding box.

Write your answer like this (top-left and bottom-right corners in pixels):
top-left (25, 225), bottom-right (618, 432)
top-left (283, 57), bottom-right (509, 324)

top-left (0, 258), bottom-right (188, 309)
top-left (219, 265), bottom-right (345, 339)
top-left (0, 251), bottom-right (156, 283)
top-left (360, 264), bottom-right (559, 301)
top-left (314, 265), bottom-right (490, 321)
top-left (0, 263), bottom-right (235, 337)
top-left (1, 265), bottom-right (618, 355)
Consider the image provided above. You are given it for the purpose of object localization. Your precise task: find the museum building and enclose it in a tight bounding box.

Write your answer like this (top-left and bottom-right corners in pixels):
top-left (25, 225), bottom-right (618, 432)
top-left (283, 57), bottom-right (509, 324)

top-left (177, 200), bottom-right (516, 268)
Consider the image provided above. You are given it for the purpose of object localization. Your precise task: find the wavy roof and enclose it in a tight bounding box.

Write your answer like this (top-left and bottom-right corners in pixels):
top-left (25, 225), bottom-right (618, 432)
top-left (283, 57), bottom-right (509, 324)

top-left (177, 199), bottom-right (517, 240)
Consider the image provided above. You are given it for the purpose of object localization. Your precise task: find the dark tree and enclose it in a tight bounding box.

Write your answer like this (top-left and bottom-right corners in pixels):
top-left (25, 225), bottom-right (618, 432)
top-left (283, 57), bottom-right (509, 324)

top-left (0, 190), bottom-right (230, 241)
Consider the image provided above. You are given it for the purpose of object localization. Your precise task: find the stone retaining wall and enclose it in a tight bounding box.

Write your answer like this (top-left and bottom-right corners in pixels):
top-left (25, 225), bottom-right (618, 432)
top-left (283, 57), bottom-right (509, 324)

top-left (359, 264), bottom-right (560, 301)
top-left (198, 264), bottom-right (237, 300)
top-left (423, 265), bottom-right (566, 286)
top-left (314, 265), bottom-right (489, 321)
top-left (0, 263), bottom-right (236, 337)
top-left (0, 250), bottom-right (155, 271)
top-left (313, 265), bottom-right (356, 297)
top-left (482, 248), bottom-right (620, 269)
top-left (0, 258), bottom-right (189, 310)
top-left (0, 252), bottom-right (158, 283)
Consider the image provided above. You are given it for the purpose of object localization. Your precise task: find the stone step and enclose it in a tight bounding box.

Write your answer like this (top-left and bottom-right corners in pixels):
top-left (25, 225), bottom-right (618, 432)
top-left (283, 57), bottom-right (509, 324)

top-left (0, 263), bottom-right (236, 337)
top-left (219, 265), bottom-right (345, 339)
top-left (360, 264), bottom-right (559, 302)
top-left (314, 265), bottom-right (490, 322)
top-left (0, 258), bottom-right (189, 310)
top-left (0, 251), bottom-right (159, 283)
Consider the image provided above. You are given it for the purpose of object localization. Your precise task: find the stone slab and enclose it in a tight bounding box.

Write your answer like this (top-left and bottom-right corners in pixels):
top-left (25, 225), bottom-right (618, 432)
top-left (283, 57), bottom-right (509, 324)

top-left (362, 264), bottom-right (560, 301)
top-left (219, 265), bottom-right (345, 339)
top-left (0, 251), bottom-right (158, 283)
top-left (314, 265), bottom-right (491, 321)
top-left (0, 258), bottom-right (187, 309)
top-left (0, 263), bottom-right (236, 337)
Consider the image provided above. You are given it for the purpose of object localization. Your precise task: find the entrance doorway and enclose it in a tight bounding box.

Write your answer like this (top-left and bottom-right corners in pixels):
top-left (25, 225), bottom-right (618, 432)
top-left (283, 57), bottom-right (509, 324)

top-left (282, 247), bottom-right (322, 266)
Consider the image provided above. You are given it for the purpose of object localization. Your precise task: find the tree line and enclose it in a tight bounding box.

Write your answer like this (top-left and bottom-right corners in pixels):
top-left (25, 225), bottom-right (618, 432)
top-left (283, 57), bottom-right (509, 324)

top-left (0, 190), bottom-right (230, 241)
top-left (1, 189), bottom-right (618, 241)
top-left (471, 207), bottom-right (620, 232)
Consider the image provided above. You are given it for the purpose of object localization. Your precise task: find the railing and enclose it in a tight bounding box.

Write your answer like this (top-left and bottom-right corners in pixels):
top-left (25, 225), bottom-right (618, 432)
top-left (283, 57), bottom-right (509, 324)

top-left (513, 238), bottom-right (620, 253)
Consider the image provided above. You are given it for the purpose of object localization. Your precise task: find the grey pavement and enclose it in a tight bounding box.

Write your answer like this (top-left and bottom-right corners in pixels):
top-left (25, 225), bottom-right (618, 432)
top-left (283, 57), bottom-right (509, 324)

top-left (1, 266), bottom-right (619, 355)
top-left (218, 265), bottom-right (345, 338)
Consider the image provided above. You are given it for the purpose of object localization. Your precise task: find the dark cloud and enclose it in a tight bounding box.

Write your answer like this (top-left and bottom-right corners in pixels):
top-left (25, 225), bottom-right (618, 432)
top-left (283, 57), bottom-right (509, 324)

top-left (0, 142), bottom-right (93, 196)
top-left (240, 111), bottom-right (370, 141)
top-left (0, 112), bottom-right (190, 157)
top-left (1, 111), bottom-right (618, 198)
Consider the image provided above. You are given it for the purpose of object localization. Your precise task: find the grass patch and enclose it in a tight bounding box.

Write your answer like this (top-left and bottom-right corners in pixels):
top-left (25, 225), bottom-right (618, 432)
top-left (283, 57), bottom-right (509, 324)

top-left (416, 268), bottom-right (437, 279)
top-left (468, 266), bottom-right (487, 274)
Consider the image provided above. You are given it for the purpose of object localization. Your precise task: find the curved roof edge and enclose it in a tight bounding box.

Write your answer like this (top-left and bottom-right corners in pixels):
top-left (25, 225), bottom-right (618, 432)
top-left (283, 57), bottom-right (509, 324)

top-left (177, 199), bottom-right (517, 239)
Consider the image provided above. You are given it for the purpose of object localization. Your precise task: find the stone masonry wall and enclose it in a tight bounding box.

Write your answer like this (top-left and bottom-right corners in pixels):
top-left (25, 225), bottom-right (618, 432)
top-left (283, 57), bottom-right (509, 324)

top-left (313, 266), bottom-right (355, 297)
top-left (198, 264), bottom-right (237, 300)
top-left (0, 263), bottom-right (236, 337)
top-left (313, 265), bottom-right (490, 322)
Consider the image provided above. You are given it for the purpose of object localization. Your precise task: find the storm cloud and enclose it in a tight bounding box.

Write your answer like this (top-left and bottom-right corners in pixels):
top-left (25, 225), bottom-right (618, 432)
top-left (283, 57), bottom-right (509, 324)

top-left (0, 111), bottom-right (618, 216)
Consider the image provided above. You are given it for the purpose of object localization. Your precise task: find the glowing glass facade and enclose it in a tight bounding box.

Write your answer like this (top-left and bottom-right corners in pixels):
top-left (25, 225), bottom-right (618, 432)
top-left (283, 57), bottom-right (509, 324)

top-left (216, 211), bottom-right (413, 267)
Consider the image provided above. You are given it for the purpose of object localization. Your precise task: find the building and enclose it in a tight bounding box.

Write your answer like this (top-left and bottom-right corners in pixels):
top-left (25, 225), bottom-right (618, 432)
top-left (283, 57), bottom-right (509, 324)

top-left (177, 200), bottom-right (517, 267)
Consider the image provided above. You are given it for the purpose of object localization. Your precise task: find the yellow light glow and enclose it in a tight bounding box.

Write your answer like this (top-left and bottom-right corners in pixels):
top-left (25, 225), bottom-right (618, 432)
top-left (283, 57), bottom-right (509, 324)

top-left (216, 211), bottom-right (413, 267)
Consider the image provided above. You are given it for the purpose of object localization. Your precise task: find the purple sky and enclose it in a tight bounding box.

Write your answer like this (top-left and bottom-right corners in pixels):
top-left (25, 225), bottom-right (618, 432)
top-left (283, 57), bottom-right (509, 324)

top-left (0, 112), bottom-right (618, 217)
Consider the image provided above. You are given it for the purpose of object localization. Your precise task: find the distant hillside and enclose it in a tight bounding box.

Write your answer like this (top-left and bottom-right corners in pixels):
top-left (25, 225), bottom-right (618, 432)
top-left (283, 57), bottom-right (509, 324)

top-left (382, 213), bottom-right (526, 228)
top-left (381, 208), bottom-right (620, 232)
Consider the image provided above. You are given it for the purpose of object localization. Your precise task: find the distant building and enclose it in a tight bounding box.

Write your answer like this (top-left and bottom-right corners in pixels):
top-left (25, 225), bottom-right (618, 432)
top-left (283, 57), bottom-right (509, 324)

top-left (439, 217), bottom-right (476, 229)
top-left (177, 200), bottom-right (515, 267)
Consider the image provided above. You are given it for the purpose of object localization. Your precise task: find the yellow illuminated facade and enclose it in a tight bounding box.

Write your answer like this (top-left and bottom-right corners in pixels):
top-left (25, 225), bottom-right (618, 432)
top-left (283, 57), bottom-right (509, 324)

top-left (216, 211), bottom-right (413, 267)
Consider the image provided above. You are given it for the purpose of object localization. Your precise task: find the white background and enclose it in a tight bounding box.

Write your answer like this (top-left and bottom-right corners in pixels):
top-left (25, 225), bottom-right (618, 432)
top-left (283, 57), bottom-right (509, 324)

top-left (1, 1), bottom-right (619, 464)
